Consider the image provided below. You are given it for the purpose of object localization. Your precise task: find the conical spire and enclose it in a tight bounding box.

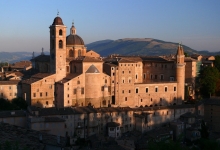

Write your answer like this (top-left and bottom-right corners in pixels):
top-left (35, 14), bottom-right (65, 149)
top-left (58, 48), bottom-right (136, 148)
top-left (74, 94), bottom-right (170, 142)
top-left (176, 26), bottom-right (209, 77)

top-left (177, 43), bottom-right (184, 55)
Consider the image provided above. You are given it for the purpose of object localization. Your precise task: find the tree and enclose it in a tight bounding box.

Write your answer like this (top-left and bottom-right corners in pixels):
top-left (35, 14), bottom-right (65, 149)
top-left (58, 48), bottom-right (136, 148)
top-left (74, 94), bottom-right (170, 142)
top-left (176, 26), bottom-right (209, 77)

top-left (11, 97), bottom-right (28, 110)
top-left (214, 55), bottom-right (220, 72)
top-left (200, 67), bottom-right (220, 97)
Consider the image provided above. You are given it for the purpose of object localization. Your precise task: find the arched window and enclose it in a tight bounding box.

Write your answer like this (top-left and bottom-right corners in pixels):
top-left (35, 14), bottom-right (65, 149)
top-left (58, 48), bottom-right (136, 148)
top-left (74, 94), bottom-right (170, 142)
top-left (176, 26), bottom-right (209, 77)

top-left (59, 29), bottom-right (62, 36)
top-left (78, 50), bottom-right (81, 57)
top-left (69, 50), bottom-right (74, 57)
top-left (59, 40), bottom-right (63, 48)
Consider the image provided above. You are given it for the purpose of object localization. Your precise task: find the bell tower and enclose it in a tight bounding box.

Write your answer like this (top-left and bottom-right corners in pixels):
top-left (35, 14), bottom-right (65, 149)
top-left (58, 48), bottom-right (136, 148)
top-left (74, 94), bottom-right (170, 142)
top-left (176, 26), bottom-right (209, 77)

top-left (49, 14), bottom-right (67, 81)
top-left (176, 44), bottom-right (185, 104)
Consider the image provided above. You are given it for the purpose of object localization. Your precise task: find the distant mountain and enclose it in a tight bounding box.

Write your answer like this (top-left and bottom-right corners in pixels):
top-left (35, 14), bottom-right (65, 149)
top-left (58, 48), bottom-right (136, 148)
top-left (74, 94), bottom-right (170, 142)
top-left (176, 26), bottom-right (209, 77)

top-left (0, 38), bottom-right (219, 63)
top-left (0, 52), bottom-right (49, 63)
top-left (86, 38), bottom-right (217, 56)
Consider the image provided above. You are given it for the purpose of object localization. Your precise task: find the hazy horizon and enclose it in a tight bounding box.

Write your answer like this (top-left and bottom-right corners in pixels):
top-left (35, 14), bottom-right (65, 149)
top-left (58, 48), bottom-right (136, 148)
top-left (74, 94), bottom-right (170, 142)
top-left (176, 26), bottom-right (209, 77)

top-left (0, 0), bottom-right (220, 53)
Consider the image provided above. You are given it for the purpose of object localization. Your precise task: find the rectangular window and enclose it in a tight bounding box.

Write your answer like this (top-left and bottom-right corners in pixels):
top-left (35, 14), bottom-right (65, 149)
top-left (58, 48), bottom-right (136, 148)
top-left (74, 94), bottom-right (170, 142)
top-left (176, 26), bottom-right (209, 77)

top-left (33, 93), bottom-right (36, 97)
top-left (125, 97), bottom-right (127, 101)
top-left (81, 88), bottom-right (84, 94)
top-left (160, 74), bottom-right (164, 80)
top-left (146, 88), bottom-right (148, 93)
top-left (143, 73), bottom-right (146, 79)
top-left (122, 90), bottom-right (124, 94)
top-left (128, 90), bottom-right (131, 93)
top-left (40, 92), bottom-right (42, 97)
top-left (9, 86), bottom-right (12, 90)
top-left (174, 86), bottom-right (176, 91)
top-left (150, 74), bottom-right (153, 80)
top-left (165, 87), bottom-right (167, 92)
top-left (170, 77), bottom-right (174, 81)
top-left (136, 75), bottom-right (138, 79)
top-left (46, 92), bottom-right (48, 96)
top-left (155, 87), bottom-right (158, 92)
top-left (136, 88), bottom-right (138, 93)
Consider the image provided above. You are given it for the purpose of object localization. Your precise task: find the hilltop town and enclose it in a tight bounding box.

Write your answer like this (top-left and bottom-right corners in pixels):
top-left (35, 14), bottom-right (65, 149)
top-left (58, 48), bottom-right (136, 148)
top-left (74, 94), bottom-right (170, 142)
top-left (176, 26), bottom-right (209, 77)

top-left (0, 15), bottom-right (219, 149)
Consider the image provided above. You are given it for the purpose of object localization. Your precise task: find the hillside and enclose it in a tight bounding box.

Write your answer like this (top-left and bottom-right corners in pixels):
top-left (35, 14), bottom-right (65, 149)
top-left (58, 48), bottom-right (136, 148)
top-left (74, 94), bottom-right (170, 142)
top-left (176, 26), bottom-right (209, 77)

top-left (86, 38), bottom-right (210, 56)
top-left (0, 38), bottom-right (219, 63)
top-left (0, 52), bottom-right (49, 63)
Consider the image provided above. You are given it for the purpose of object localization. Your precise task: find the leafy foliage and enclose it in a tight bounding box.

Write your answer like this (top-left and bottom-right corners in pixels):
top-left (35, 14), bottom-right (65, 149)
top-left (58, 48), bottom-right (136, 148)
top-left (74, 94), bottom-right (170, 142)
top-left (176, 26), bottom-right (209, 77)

top-left (200, 67), bottom-right (220, 97)
top-left (214, 55), bottom-right (220, 72)
top-left (11, 97), bottom-right (28, 110)
top-left (0, 98), bottom-right (27, 111)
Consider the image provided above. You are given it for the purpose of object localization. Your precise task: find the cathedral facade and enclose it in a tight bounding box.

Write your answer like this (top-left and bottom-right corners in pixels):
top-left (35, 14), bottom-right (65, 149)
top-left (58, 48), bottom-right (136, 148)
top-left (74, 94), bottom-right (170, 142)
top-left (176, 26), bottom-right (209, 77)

top-left (22, 15), bottom-right (185, 108)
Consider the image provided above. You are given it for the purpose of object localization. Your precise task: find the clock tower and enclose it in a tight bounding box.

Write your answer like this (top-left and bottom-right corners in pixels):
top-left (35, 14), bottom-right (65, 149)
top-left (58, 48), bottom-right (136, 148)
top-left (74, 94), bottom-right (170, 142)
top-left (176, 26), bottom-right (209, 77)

top-left (49, 14), bottom-right (67, 81)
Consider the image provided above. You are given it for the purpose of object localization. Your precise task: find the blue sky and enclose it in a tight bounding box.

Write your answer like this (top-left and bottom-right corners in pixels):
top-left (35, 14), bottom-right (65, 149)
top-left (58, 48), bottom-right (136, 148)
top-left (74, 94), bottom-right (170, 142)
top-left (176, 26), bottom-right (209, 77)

top-left (0, 0), bottom-right (220, 52)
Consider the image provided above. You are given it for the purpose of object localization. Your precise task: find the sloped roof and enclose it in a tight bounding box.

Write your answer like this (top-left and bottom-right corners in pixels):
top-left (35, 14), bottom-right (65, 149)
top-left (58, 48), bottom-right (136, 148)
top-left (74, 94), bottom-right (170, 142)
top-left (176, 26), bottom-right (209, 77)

top-left (86, 64), bottom-right (100, 73)
top-left (31, 55), bottom-right (50, 62)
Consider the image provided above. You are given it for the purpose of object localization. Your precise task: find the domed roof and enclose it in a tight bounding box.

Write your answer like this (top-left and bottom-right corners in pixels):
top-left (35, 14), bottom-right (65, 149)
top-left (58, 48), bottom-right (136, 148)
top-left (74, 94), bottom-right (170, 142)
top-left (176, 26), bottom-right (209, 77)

top-left (52, 16), bottom-right (64, 25)
top-left (66, 34), bottom-right (84, 45)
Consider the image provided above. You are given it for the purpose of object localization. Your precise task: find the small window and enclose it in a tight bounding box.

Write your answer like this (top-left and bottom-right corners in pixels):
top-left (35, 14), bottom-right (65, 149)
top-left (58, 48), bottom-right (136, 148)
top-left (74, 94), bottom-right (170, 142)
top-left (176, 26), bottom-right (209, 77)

top-left (59, 40), bottom-right (63, 48)
top-left (165, 87), bottom-right (167, 92)
top-left (136, 88), bottom-right (138, 93)
top-left (40, 92), bottom-right (42, 97)
top-left (146, 88), bottom-right (148, 93)
top-left (33, 93), bottom-right (36, 97)
top-left (122, 71), bottom-right (124, 74)
top-left (143, 74), bottom-right (146, 79)
top-left (128, 90), bottom-right (131, 93)
top-left (174, 87), bottom-right (176, 91)
top-left (59, 29), bottom-right (62, 36)
top-left (155, 87), bottom-right (158, 92)
top-left (46, 92), bottom-right (48, 96)
top-left (125, 97), bottom-right (127, 101)
top-left (136, 75), bottom-right (138, 79)
top-left (122, 90), bottom-right (124, 94)
top-left (160, 74), bottom-right (164, 80)
top-left (105, 79), bottom-right (107, 83)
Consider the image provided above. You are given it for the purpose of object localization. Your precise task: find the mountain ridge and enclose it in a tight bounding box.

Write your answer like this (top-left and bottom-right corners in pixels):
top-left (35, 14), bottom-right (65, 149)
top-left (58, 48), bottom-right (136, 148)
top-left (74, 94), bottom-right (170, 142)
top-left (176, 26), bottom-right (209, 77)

top-left (0, 38), bottom-right (219, 63)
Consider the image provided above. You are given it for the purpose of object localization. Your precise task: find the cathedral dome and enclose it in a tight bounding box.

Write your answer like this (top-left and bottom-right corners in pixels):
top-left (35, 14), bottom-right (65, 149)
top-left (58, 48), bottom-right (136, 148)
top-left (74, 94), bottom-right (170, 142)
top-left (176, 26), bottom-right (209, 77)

top-left (52, 16), bottom-right (64, 25)
top-left (66, 34), bottom-right (84, 45)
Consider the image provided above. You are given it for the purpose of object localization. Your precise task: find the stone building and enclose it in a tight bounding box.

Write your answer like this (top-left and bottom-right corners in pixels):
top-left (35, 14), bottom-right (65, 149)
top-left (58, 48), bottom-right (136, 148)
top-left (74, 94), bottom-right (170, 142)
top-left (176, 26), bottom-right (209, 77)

top-left (22, 15), bottom-right (186, 108)
top-left (0, 80), bottom-right (21, 100)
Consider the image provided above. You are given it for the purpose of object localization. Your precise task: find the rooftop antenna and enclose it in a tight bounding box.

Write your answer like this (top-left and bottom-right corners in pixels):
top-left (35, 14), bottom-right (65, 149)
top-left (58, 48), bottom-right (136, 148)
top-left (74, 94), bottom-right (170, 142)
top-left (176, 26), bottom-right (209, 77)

top-left (72, 19), bottom-right (74, 26)
top-left (41, 47), bottom-right (44, 55)
top-left (57, 9), bottom-right (59, 16)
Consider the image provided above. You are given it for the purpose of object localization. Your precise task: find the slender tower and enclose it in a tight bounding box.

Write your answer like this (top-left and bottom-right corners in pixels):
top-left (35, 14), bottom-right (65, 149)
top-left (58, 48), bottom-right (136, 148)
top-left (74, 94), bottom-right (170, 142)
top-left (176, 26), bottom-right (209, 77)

top-left (176, 44), bottom-right (185, 104)
top-left (49, 13), bottom-right (67, 81)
